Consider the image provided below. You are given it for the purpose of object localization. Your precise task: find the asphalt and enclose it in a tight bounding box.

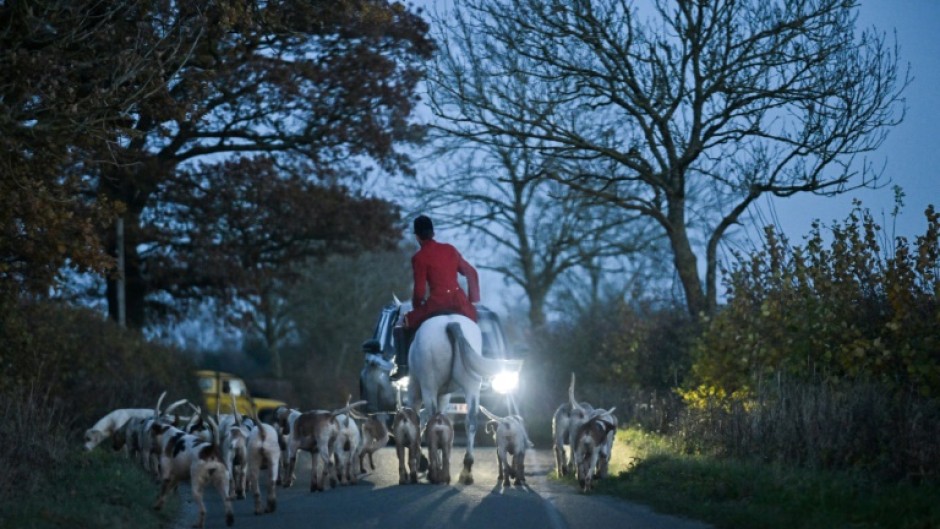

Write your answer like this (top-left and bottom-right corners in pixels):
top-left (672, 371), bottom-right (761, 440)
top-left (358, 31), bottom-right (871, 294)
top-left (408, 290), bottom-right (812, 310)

top-left (168, 445), bottom-right (711, 529)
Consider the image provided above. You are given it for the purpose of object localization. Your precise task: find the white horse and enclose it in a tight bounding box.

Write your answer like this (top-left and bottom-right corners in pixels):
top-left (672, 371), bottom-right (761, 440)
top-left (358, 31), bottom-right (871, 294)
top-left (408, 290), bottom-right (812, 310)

top-left (405, 310), bottom-right (520, 485)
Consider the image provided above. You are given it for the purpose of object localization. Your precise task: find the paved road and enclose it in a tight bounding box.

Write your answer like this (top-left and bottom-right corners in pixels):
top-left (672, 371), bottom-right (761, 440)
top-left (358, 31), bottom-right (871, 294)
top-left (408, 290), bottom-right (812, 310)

top-left (172, 447), bottom-right (711, 529)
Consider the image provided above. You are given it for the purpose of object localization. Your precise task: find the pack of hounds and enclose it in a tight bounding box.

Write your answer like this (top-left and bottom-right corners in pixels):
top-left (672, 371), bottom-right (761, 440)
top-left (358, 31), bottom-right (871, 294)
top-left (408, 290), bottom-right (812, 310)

top-left (82, 372), bottom-right (616, 528)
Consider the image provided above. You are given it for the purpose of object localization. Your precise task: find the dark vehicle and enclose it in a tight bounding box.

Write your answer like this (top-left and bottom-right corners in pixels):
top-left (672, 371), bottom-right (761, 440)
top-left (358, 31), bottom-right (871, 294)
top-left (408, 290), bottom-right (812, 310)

top-left (361, 301), bottom-right (523, 418)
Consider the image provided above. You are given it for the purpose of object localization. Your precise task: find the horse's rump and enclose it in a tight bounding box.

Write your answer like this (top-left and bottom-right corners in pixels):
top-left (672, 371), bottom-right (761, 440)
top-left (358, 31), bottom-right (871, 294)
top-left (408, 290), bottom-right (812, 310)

top-left (445, 322), bottom-right (518, 379)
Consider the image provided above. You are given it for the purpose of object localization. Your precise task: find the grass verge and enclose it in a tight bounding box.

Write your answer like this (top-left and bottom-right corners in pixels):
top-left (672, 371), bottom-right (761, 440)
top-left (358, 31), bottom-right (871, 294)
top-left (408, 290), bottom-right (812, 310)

top-left (0, 450), bottom-right (178, 529)
top-left (587, 428), bottom-right (940, 529)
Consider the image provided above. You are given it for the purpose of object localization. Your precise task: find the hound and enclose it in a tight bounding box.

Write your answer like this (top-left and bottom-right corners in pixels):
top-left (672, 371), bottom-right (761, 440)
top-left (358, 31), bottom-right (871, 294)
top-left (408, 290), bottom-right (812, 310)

top-left (573, 408), bottom-right (618, 493)
top-left (332, 400), bottom-right (363, 486)
top-left (83, 391), bottom-right (169, 451)
top-left (391, 407), bottom-right (421, 485)
top-left (283, 400), bottom-right (366, 492)
top-left (274, 405), bottom-right (301, 486)
top-left (150, 411), bottom-right (233, 527)
top-left (481, 406), bottom-right (533, 486)
top-left (219, 397), bottom-right (251, 499)
top-left (424, 412), bottom-right (454, 484)
top-left (245, 405), bottom-right (280, 515)
top-left (138, 397), bottom-right (190, 479)
top-left (552, 373), bottom-right (594, 477)
top-left (594, 408), bottom-right (618, 480)
top-left (114, 414), bottom-right (148, 464)
top-left (355, 412), bottom-right (390, 474)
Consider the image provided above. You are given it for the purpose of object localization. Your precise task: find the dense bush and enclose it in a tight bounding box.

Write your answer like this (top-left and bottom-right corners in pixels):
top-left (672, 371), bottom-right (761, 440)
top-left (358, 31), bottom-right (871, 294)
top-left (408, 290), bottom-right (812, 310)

top-left (0, 299), bottom-right (199, 497)
top-left (680, 203), bottom-right (940, 480)
top-left (691, 203), bottom-right (938, 397)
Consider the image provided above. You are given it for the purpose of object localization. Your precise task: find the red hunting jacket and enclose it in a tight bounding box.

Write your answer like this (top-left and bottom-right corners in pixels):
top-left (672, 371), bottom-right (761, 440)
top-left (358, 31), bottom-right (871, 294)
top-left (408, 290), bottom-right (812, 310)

top-left (404, 238), bottom-right (479, 330)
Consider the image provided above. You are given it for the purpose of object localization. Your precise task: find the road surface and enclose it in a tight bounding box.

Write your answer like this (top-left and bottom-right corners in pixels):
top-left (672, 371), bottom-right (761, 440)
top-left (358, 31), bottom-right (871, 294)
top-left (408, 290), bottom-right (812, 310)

top-left (171, 447), bottom-right (710, 529)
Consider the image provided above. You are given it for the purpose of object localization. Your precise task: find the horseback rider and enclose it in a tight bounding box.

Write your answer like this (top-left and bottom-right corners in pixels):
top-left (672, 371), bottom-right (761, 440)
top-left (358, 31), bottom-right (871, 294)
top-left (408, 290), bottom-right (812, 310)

top-left (391, 215), bottom-right (480, 381)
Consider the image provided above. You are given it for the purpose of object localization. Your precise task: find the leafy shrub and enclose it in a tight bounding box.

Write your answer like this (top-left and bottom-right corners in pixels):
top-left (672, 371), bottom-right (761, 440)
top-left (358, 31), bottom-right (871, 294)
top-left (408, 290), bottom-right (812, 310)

top-left (691, 202), bottom-right (939, 398)
top-left (0, 298), bottom-right (199, 497)
top-left (0, 387), bottom-right (69, 498)
top-left (680, 202), bottom-right (940, 480)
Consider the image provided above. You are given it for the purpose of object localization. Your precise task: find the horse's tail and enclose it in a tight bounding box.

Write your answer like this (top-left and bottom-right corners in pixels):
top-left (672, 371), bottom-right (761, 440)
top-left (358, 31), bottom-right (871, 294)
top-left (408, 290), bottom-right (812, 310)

top-left (446, 322), bottom-right (520, 378)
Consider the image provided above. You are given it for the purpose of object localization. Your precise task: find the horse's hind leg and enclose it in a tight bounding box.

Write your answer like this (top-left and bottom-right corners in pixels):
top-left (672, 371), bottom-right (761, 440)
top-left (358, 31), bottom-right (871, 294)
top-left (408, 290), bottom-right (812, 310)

top-left (459, 395), bottom-right (479, 485)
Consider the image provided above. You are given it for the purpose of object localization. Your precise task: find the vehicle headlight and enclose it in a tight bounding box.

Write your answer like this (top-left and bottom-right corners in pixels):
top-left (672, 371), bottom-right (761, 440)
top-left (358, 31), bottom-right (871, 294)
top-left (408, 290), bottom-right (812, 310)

top-left (491, 371), bottom-right (519, 394)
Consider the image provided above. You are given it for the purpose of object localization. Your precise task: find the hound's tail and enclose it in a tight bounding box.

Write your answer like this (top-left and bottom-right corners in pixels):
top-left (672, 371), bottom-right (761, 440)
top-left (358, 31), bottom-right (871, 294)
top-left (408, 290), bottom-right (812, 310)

top-left (331, 399), bottom-right (367, 419)
top-left (568, 372), bottom-right (584, 412)
top-left (206, 415), bottom-right (221, 447)
top-left (445, 322), bottom-right (521, 378)
top-left (478, 405), bottom-right (501, 422)
top-left (153, 390), bottom-right (167, 417)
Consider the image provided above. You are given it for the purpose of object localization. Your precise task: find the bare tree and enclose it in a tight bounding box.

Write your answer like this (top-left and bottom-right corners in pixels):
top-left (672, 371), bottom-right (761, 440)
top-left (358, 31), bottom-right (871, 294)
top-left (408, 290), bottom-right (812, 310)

top-left (419, 22), bottom-right (661, 327)
top-left (414, 135), bottom-right (660, 327)
top-left (426, 0), bottom-right (909, 317)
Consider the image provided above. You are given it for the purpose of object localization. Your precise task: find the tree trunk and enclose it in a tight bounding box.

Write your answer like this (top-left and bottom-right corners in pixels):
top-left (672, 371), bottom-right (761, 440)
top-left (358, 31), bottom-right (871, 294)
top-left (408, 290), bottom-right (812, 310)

top-left (102, 157), bottom-right (165, 329)
top-left (269, 344), bottom-right (283, 379)
top-left (526, 287), bottom-right (547, 329)
top-left (666, 205), bottom-right (708, 319)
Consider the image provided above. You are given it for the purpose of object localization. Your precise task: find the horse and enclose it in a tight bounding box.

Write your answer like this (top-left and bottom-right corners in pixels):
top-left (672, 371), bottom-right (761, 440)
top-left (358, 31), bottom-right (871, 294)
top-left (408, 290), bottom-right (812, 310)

top-left (404, 309), bottom-right (521, 485)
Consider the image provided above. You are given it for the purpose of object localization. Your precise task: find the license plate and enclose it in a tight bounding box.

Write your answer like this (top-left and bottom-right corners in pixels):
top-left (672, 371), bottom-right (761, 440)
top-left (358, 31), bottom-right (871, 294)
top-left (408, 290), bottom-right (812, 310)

top-left (447, 403), bottom-right (468, 414)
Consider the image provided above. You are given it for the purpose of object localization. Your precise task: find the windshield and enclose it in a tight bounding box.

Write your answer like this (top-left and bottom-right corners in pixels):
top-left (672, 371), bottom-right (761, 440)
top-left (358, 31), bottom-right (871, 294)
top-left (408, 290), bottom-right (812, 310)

top-left (478, 314), bottom-right (507, 359)
top-left (223, 378), bottom-right (246, 396)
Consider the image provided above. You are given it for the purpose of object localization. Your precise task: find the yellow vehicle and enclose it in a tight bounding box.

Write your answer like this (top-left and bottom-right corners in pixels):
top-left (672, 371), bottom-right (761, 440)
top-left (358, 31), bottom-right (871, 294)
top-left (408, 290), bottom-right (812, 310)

top-left (194, 370), bottom-right (287, 423)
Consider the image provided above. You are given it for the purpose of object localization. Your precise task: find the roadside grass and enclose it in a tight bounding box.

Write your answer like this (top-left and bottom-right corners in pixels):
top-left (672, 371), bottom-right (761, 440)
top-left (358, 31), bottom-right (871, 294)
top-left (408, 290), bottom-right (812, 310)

top-left (580, 428), bottom-right (940, 529)
top-left (0, 450), bottom-right (177, 529)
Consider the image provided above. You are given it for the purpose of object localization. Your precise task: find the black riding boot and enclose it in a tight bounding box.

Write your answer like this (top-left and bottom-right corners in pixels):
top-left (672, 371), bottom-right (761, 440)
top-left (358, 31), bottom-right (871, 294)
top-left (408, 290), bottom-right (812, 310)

top-left (391, 326), bottom-right (415, 381)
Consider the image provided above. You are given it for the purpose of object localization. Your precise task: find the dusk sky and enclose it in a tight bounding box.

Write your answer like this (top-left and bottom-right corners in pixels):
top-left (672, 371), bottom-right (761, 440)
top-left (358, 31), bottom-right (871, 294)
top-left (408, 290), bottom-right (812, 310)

top-left (407, 1), bottom-right (940, 310)
top-left (754, 0), bottom-right (940, 244)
